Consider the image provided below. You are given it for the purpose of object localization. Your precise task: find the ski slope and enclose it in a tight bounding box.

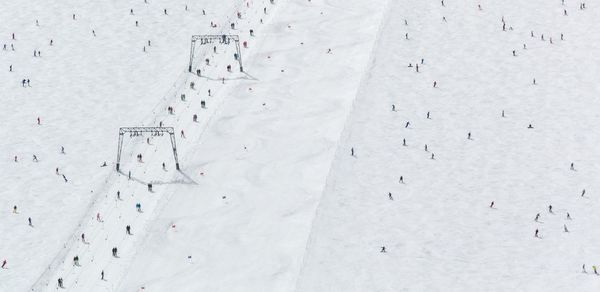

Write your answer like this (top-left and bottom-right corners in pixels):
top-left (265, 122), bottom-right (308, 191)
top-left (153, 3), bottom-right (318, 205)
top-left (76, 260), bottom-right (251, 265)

top-left (2, 0), bottom-right (600, 291)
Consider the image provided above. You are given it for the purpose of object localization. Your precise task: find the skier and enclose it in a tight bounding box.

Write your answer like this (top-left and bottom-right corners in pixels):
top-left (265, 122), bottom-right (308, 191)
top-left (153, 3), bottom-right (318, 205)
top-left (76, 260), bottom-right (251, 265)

top-left (193, 114), bottom-right (198, 122)
top-left (426, 111), bottom-right (430, 119)
top-left (570, 162), bottom-right (574, 170)
top-left (61, 146), bottom-right (65, 154)
top-left (162, 162), bottom-right (166, 170)
top-left (582, 189), bottom-right (585, 197)
top-left (567, 212), bottom-right (571, 220)
top-left (424, 144), bottom-right (428, 151)
top-left (14, 155), bottom-right (17, 162)
top-left (502, 110), bottom-right (505, 117)
top-left (431, 153), bottom-right (435, 159)
top-left (563, 224), bottom-right (569, 232)
top-left (399, 176), bottom-right (404, 183)
top-left (56, 167), bottom-right (59, 175)
top-left (58, 278), bottom-right (64, 288)
top-left (62, 174), bottom-right (68, 182)
top-left (28, 217), bottom-right (32, 226)
top-left (528, 124), bottom-right (533, 129)
top-left (164, 9), bottom-right (168, 15)
top-left (101, 270), bottom-right (104, 280)
top-left (136, 203), bottom-right (142, 212)
top-left (13, 205), bottom-right (17, 213)
top-left (117, 191), bottom-right (121, 200)
top-left (96, 212), bottom-right (102, 222)
top-left (534, 229), bottom-right (539, 237)
top-left (388, 192), bottom-right (393, 200)
top-left (73, 256), bottom-right (79, 266)
top-left (1, 260), bottom-right (6, 268)
top-left (489, 201), bottom-right (494, 208)
top-left (180, 130), bottom-right (185, 138)
top-left (380, 246), bottom-right (386, 253)
top-left (126, 225), bottom-right (131, 235)
top-left (583, 264), bottom-right (586, 273)
top-left (433, 81), bottom-right (437, 88)
top-left (128, 171), bottom-right (131, 180)
top-left (548, 205), bottom-right (553, 213)
top-left (9, 65), bottom-right (12, 72)
top-left (534, 213), bottom-right (540, 221)
top-left (533, 78), bottom-right (536, 85)
top-left (81, 233), bottom-right (86, 243)
top-left (403, 139), bottom-right (406, 146)
top-left (351, 148), bottom-right (354, 156)
top-left (405, 121), bottom-right (410, 128)
top-left (594, 266), bottom-right (598, 275)
top-left (392, 104), bottom-right (396, 111)
top-left (33, 155), bottom-right (38, 162)
top-left (112, 247), bottom-right (118, 257)
top-left (467, 132), bottom-right (472, 139)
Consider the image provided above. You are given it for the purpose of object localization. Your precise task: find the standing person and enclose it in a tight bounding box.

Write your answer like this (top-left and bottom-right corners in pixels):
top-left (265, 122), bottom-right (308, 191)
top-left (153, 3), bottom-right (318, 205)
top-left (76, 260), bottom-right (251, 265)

top-left (101, 270), bottom-right (104, 280)
top-left (351, 148), bottom-right (354, 156)
top-left (57, 278), bottom-right (64, 288)
top-left (126, 225), bottom-right (131, 235)
top-left (1, 260), bottom-right (6, 268)
top-left (388, 192), bottom-right (393, 200)
top-left (28, 217), bottom-right (32, 226)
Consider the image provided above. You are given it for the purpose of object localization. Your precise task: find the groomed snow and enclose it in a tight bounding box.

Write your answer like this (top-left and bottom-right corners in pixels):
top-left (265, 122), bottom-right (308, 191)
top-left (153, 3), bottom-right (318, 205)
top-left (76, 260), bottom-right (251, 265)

top-left (2, 0), bottom-right (600, 291)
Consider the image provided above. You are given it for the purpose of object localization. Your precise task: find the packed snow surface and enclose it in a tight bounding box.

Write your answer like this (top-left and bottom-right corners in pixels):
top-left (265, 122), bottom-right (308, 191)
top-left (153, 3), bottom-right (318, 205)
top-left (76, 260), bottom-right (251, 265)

top-left (1, 0), bottom-right (600, 291)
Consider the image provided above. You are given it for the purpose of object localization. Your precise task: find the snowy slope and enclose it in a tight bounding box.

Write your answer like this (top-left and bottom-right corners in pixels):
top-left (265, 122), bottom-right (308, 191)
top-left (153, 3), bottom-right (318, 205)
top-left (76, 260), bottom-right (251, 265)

top-left (296, 0), bottom-right (600, 291)
top-left (3, 0), bottom-right (600, 291)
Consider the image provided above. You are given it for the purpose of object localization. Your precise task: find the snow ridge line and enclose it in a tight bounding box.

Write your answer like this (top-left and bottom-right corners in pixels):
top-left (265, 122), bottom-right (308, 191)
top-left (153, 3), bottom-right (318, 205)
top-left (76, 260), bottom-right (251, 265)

top-left (292, 0), bottom-right (393, 290)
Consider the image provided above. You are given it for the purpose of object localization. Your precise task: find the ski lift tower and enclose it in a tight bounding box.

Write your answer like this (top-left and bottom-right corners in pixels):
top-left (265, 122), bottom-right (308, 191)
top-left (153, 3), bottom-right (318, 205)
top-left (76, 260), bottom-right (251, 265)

top-left (116, 127), bottom-right (180, 171)
top-left (188, 34), bottom-right (244, 73)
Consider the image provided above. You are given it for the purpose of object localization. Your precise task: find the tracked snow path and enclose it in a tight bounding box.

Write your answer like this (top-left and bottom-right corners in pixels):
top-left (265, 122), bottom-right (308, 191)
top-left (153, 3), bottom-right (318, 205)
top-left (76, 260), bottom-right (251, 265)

top-left (295, 0), bottom-right (600, 291)
top-left (115, 0), bottom-right (388, 291)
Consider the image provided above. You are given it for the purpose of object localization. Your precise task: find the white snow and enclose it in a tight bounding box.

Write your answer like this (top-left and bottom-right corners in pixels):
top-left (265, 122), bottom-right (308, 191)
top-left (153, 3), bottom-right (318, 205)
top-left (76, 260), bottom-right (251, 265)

top-left (2, 0), bottom-right (600, 291)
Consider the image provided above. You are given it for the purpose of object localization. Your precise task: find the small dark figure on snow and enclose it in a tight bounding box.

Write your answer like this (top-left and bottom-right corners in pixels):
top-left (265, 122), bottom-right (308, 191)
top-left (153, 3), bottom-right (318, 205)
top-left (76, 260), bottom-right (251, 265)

top-left (535, 213), bottom-right (540, 221)
top-left (388, 192), bottom-right (393, 200)
top-left (101, 270), bottom-right (104, 280)
top-left (548, 205), bottom-right (553, 213)
top-left (489, 201), bottom-right (494, 208)
top-left (380, 246), bottom-right (386, 253)
top-left (534, 229), bottom-right (539, 237)
top-left (58, 278), bottom-right (64, 288)
top-left (126, 225), bottom-right (131, 235)
top-left (351, 148), bottom-right (354, 156)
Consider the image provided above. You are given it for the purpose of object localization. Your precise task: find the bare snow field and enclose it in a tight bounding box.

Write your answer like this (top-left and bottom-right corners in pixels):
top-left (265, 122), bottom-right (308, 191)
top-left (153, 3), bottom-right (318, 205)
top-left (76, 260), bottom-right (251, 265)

top-left (1, 0), bottom-right (599, 291)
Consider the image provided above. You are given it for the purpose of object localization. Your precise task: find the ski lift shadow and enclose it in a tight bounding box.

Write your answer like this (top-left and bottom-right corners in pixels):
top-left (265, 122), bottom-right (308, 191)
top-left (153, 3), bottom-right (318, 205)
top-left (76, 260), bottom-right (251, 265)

top-left (117, 169), bottom-right (198, 186)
